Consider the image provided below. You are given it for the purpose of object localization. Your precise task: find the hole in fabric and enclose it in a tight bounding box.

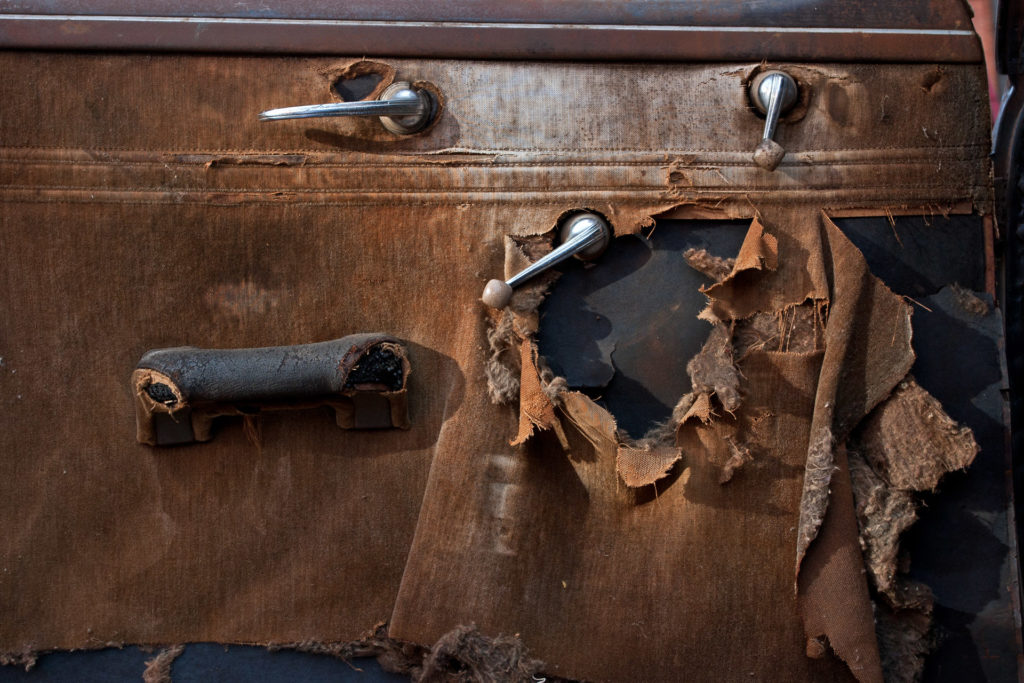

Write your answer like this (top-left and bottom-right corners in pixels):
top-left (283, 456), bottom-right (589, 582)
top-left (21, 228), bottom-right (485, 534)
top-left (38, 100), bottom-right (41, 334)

top-left (835, 215), bottom-right (984, 298)
top-left (332, 74), bottom-right (384, 102)
top-left (538, 220), bottom-right (748, 438)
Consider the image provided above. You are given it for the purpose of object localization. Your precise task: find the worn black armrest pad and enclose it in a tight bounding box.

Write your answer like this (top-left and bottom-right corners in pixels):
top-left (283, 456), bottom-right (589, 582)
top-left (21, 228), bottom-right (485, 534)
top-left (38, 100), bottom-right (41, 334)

top-left (131, 333), bottom-right (410, 446)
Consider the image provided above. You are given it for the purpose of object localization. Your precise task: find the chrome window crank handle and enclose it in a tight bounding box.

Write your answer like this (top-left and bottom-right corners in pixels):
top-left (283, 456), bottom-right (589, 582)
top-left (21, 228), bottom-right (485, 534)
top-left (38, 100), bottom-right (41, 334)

top-left (482, 213), bottom-right (612, 309)
top-left (259, 81), bottom-right (434, 135)
top-left (750, 71), bottom-right (798, 171)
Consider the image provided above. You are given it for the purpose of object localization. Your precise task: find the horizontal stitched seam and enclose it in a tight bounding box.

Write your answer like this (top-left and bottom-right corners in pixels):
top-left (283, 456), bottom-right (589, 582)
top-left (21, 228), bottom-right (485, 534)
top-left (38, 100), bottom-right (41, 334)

top-left (0, 186), bottom-right (986, 202)
top-left (0, 143), bottom-right (991, 156)
top-left (0, 181), bottom-right (987, 194)
top-left (0, 157), bottom-right (988, 171)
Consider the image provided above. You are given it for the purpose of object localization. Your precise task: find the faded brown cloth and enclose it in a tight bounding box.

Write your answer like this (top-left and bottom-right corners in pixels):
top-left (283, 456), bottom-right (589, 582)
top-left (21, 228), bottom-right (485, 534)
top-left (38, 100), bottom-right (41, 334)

top-left (0, 50), bottom-right (991, 679)
top-left (0, 52), bottom-right (737, 656)
top-left (705, 209), bottom-right (915, 679)
top-left (392, 207), bottom-right (926, 681)
top-left (396, 343), bottom-right (855, 681)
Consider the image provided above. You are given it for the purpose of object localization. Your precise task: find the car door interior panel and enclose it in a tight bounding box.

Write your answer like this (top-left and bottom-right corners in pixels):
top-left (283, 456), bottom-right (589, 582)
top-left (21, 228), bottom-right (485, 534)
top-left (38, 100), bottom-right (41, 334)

top-left (0, 1), bottom-right (1018, 681)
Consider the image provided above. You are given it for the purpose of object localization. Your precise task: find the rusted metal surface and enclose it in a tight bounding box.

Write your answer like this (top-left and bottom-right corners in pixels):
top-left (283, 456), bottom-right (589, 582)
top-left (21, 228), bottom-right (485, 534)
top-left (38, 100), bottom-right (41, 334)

top-left (0, 1), bottom-right (981, 62)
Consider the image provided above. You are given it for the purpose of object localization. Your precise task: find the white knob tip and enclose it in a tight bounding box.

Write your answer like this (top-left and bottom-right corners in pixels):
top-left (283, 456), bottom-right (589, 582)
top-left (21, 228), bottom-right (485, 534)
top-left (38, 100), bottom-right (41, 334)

top-left (482, 279), bottom-right (514, 309)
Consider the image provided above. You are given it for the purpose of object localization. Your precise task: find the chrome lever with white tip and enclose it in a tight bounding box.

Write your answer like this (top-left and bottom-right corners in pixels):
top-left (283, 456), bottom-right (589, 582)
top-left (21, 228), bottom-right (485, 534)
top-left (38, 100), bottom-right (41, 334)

top-left (482, 213), bottom-right (612, 309)
top-left (749, 71), bottom-right (799, 171)
top-left (259, 81), bottom-right (434, 135)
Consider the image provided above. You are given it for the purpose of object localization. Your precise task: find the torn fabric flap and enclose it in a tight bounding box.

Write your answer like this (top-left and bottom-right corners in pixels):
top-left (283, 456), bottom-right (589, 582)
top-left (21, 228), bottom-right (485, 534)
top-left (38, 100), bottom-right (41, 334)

top-left (849, 376), bottom-right (979, 492)
top-left (557, 390), bottom-right (618, 461)
top-left (690, 209), bottom-right (919, 681)
top-left (845, 374), bottom-right (979, 682)
top-left (492, 206), bottom-right (985, 682)
top-left (797, 213), bottom-right (915, 567)
top-left (679, 391), bottom-right (714, 425)
top-left (701, 216), bottom-right (797, 322)
top-left (615, 445), bottom-right (682, 488)
top-left (510, 338), bottom-right (566, 448)
top-left (694, 211), bottom-right (914, 564)
top-left (797, 444), bottom-right (883, 683)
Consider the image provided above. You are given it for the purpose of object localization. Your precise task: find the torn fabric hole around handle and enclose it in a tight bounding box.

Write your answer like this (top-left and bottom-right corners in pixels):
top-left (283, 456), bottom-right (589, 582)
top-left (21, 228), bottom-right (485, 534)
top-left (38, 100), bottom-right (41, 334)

top-left (483, 206), bottom-right (982, 683)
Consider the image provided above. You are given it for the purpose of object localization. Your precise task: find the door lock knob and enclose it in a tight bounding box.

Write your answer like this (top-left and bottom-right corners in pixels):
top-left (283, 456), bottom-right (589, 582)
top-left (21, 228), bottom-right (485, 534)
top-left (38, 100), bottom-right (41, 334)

top-left (749, 71), bottom-right (799, 171)
top-left (482, 213), bottom-right (611, 309)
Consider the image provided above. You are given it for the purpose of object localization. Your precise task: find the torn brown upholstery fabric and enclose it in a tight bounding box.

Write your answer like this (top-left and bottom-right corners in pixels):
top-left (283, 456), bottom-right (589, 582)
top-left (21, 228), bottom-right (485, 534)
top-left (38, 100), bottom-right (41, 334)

top-left (511, 339), bottom-right (563, 447)
top-left (395, 206), bottom-right (975, 681)
top-left (0, 50), bottom-right (993, 681)
top-left (397, 343), bottom-right (857, 681)
top-left (844, 377), bottom-right (980, 682)
top-left (699, 209), bottom-right (918, 681)
top-left (850, 377), bottom-right (979, 492)
top-left (797, 445), bottom-right (883, 682)
top-left (614, 444), bottom-right (682, 487)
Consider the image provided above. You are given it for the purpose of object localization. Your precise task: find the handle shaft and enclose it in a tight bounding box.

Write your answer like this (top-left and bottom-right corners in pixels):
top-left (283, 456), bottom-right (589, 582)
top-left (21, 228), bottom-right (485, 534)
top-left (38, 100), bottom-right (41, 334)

top-left (508, 217), bottom-right (608, 288)
top-left (258, 81), bottom-right (432, 134)
top-left (760, 74), bottom-right (785, 143)
top-left (258, 98), bottom-right (423, 121)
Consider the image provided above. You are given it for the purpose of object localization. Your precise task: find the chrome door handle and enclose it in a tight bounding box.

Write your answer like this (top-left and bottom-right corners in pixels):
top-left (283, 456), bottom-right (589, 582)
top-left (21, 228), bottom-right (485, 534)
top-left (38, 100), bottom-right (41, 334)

top-left (259, 81), bottom-right (434, 135)
top-left (482, 213), bottom-right (612, 309)
top-left (749, 71), bottom-right (798, 171)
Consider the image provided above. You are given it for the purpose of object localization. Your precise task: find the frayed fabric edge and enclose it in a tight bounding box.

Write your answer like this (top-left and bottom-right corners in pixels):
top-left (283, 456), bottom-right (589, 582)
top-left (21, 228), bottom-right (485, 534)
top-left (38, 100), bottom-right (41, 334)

top-left (143, 644), bottom-right (185, 683)
top-left (3, 624), bottom-right (557, 683)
